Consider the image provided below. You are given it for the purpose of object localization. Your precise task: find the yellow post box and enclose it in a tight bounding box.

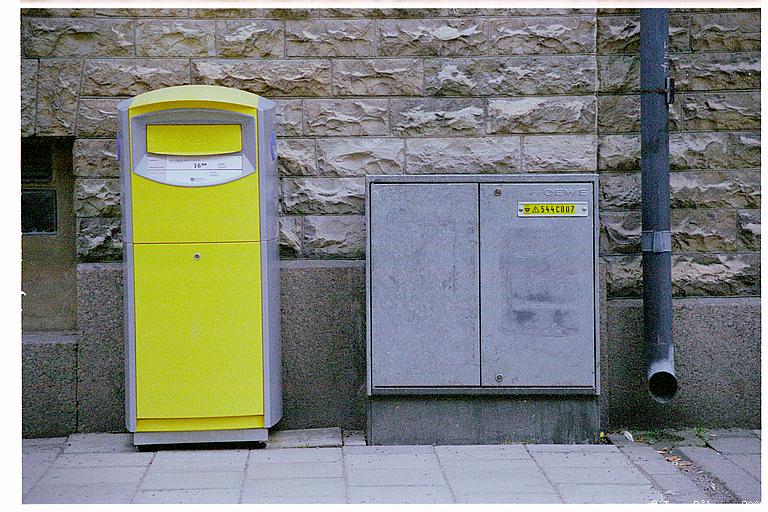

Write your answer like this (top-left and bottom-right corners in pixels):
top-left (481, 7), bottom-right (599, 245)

top-left (117, 85), bottom-right (282, 445)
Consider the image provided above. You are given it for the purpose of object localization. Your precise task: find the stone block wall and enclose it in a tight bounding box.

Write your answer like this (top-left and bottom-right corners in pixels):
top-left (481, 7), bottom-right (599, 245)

top-left (20, 8), bottom-right (760, 434)
top-left (21, 7), bottom-right (760, 299)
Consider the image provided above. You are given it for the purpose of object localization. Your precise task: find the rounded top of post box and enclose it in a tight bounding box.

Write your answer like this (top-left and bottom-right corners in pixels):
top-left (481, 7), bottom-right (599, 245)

top-left (121, 85), bottom-right (263, 111)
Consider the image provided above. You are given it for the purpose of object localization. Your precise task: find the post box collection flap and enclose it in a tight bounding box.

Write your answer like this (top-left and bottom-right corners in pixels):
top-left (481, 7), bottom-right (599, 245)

top-left (146, 124), bottom-right (243, 156)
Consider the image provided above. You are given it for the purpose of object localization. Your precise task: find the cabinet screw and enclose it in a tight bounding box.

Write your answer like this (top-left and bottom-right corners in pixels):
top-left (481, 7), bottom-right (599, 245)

top-left (495, 374), bottom-right (504, 382)
top-left (193, 253), bottom-right (201, 261)
top-left (494, 188), bottom-right (502, 196)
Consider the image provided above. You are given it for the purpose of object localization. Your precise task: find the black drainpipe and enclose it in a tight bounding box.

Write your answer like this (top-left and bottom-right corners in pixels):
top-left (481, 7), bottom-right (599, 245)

top-left (640, 9), bottom-right (678, 403)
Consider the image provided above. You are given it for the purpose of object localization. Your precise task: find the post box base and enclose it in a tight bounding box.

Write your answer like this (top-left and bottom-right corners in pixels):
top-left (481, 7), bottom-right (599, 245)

top-left (133, 428), bottom-right (269, 446)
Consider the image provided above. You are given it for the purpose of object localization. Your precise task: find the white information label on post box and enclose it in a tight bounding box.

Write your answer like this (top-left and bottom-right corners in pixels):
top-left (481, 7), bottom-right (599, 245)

top-left (142, 154), bottom-right (245, 186)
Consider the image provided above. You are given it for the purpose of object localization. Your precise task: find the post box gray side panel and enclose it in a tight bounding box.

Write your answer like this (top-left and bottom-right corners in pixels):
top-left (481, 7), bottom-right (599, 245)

top-left (479, 183), bottom-right (596, 388)
top-left (117, 99), bottom-right (137, 432)
top-left (257, 99), bottom-right (282, 426)
top-left (370, 183), bottom-right (481, 387)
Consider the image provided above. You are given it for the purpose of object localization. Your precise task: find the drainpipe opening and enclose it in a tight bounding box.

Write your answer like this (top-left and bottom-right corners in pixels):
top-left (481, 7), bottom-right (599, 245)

top-left (648, 371), bottom-right (678, 404)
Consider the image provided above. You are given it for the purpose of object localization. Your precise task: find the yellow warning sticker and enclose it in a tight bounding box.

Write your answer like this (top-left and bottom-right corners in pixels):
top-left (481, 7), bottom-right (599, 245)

top-left (517, 202), bottom-right (589, 217)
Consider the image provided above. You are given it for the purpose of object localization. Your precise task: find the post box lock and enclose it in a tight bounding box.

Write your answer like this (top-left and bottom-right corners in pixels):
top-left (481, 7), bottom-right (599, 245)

top-left (495, 374), bottom-right (504, 383)
top-left (193, 253), bottom-right (201, 261)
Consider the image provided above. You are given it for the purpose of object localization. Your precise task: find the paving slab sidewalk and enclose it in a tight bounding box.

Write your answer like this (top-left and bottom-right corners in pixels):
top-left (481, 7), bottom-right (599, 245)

top-left (22, 431), bottom-right (721, 504)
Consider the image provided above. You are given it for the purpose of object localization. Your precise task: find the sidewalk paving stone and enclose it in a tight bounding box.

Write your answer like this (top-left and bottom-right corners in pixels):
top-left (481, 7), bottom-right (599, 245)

top-left (139, 469), bottom-right (244, 490)
top-left (23, 437), bottom-right (67, 451)
top-left (649, 469), bottom-right (712, 504)
top-left (556, 483), bottom-right (663, 504)
top-left (342, 430), bottom-right (366, 446)
top-left (541, 465), bottom-right (649, 485)
top-left (526, 444), bottom-right (620, 453)
top-left (268, 427), bottom-right (342, 449)
top-left (347, 485), bottom-right (453, 503)
top-left (532, 451), bottom-right (634, 468)
top-left (440, 458), bottom-right (541, 472)
top-left (246, 461), bottom-right (344, 479)
top-left (344, 445), bottom-right (434, 455)
top-left (37, 466), bottom-right (147, 485)
top-left (133, 488), bottom-right (240, 504)
top-left (345, 453), bottom-right (440, 470)
top-left (346, 467), bottom-right (447, 487)
top-left (679, 446), bottom-right (760, 502)
top-left (63, 433), bottom-right (135, 454)
top-left (240, 477), bottom-right (345, 500)
top-left (723, 453), bottom-right (760, 480)
top-left (706, 436), bottom-right (761, 454)
top-left (51, 452), bottom-right (154, 468)
top-left (152, 449), bottom-right (248, 471)
top-left (454, 491), bottom-right (561, 503)
top-left (435, 444), bottom-right (529, 460)
top-left (23, 482), bottom-right (139, 504)
top-left (249, 446), bottom-right (341, 463)
top-left (616, 445), bottom-right (681, 475)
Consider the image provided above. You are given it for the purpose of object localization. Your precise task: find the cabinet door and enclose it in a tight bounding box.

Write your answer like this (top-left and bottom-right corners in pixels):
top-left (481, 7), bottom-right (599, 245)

top-left (133, 242), bottom-right (264, 419)
top-left (479, 183), bottom-right (596, 388)
top-left (370, 183), bottom-right (480, 387)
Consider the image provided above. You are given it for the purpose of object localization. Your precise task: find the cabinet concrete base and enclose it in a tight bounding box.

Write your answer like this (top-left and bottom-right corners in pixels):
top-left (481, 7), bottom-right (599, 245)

top-left (367, 395), bottom-right (599, 445)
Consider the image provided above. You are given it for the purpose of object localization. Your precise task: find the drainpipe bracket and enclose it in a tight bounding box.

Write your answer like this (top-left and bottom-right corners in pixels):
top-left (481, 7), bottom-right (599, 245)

top-left (641, 230), bottom-right (672, 253)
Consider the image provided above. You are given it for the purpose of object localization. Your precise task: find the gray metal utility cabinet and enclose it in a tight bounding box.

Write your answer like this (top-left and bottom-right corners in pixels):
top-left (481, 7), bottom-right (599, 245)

top-left (366, 174), bottom-right (600, 445)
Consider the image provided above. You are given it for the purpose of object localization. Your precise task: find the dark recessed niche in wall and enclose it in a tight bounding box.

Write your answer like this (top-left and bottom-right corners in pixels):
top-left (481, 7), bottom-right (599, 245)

top-left (21, 138), bottom-right (54, 184)
top-left (22, 189), bottom-right (57, 234)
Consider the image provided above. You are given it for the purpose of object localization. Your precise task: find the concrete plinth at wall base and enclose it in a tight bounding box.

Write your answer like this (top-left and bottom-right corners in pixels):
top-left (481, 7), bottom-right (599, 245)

top-left (367, 395), bottom-right (600, 445)
top-left (22, 333), bottom-right (78, 438)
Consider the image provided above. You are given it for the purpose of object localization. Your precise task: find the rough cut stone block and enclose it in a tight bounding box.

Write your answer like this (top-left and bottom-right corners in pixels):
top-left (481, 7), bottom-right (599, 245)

top-left (73, 139), bottom-right (119, 178)
top-left (274, 100), bottom-right (303, 137)
top-left (523, 135), bottom-right (597, 172)
top-left (600, 209), bottom-right (743, 254)
top-left (601, 170), bottom-right (760, 209)
top-left (391, 98), bottom-right (483, 136)
top-left (81, 59), bottom-right (189, 97)
top-left (304, 100), bottom-right (388, 136)
top-left (279, 216), bottom-right (302, 258)
top-left (92, 9), bottom-right (189, 17)
top-left (286, 19), bottom-right (375, 57)
top-left (603, 255), bottom-right (641, 298)
top-left (378, 18), bottom-right (487, 56)
top-left (606, 252), bottom-right (760, 300)
top-left (425, 56), bottom-right (596, 96)
top-left (77, 99), bottom-right (120, 138)
top-left (302, 215), bottom-right (365, 258)
top-left (669, 132), bottom-right (727, 170)
top-left (21, 59), bottom-right (38, 137)
top-left (738, 210), bottom-right (760, 251)
top-left (136, 20), bottom-right (215, 57)
top-left (597, 55), bottom-right (639, 93)
top-left (189, 9), bottom-right (266, 18)
top-left (317, 138), bottom-right (404, 176)
top-left (406, 137), bottom-right (521, 174)
top-left (488, 96), bottom-right (596, 134)
top-left (216, 19), bottom-right (284, 58)
top-left (672, 53), bottom-right (760, 92)
top-left (728, 132), bottom-right (760, 169)
top-left (597, 15), bottom-right (688, 54)
top-left (35, 60), bottom-right (82, 136)
top-left (600, 173), bottom-right (641, 208)
top-left (597, 95), bottom-right (639, 133)
top-left (77, 218), bottom-right (122, 262)
top-left (74, 178), bottom-right (121, 218)
top-left (281, 178), bottom-right (365, 214)
top-left (690, 12), bottom-right (760, 52)
top-left (598, 134), bottom-right (640, 172)
top-left (333, 59), bottom-right (423, 96)
top-left (192, 60), bottom-right (332, 97)
top-left (673, 254), bottom-right (759, 297)
top-left (671, 170), bottom-right (760, 209)
top-left (489, 16), bottom-right (595, 54)
top-left (683, 92), bottom-right (760, 131)
top-left (277, 139), bottom-right (316, 177)
top-left (23, 17), bottom-right (134, 57)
